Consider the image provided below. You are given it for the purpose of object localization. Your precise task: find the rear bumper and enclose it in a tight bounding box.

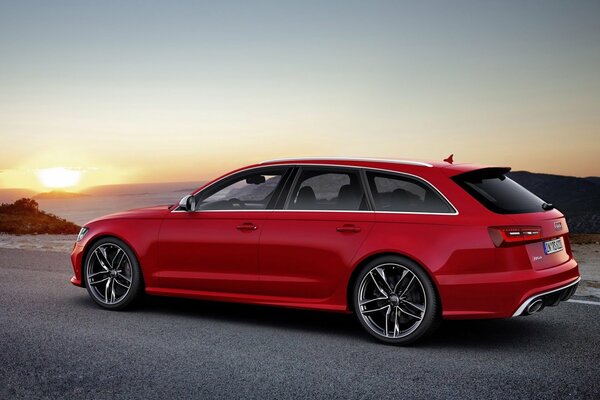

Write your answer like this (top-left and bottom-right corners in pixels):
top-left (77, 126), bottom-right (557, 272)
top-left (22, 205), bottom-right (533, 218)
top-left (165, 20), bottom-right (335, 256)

top-left (438, 257), bottom-right (580, 319)
top-left (512, 277), bottom-right (579, 316)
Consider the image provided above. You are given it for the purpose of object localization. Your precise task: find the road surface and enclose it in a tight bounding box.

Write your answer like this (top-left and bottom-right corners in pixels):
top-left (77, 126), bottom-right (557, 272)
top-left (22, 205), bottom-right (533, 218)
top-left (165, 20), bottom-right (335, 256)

top-left (1, 248), bottom-right (599, 399)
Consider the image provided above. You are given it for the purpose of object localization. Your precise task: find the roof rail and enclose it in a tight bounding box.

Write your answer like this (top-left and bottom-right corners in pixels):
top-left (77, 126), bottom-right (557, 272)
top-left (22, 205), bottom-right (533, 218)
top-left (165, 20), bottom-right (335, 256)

top-left (260, 157), bottom-right (433, 168)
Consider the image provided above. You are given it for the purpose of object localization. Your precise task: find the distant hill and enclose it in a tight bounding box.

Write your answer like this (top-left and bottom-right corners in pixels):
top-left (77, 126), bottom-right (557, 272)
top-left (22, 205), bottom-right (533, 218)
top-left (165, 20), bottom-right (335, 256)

top-left (34, 190), bottom-right (88, 200)
top-left (508, 171), bottom-right (600, 233)
top-left (0, 182), bottom-right (204, 203)
top-left (84, 181), bottom-right (203, 197)
top-left (585, 177), bottom-right (600, 187)
top-left (0, 188), bottom-right (36, 203)
top-left (0, 198), bottom-right (80, 234)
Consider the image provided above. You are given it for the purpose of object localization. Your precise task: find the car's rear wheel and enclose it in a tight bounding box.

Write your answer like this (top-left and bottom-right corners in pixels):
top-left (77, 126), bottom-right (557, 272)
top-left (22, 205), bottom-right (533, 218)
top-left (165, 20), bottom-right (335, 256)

top-left (352, 256), bottom-right (440, 345)
top-left (84, 237), bottom-right (142, 310)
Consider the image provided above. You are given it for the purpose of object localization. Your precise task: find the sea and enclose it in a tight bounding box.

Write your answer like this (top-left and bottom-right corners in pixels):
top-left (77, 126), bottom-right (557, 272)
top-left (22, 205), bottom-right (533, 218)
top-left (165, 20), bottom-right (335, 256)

top-left (32, 181), bottom-right (203, 225)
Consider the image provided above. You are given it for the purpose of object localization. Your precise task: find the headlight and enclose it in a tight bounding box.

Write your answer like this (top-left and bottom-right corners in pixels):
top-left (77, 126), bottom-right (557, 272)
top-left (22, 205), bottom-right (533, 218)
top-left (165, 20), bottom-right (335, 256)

top-left (76, 227), bottom-right (89, 242)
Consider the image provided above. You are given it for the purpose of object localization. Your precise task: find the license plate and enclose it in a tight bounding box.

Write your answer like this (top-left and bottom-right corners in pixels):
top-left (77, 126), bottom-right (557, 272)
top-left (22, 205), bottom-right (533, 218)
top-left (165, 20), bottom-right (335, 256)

top-left (543, 238), bottom-right (563, 255)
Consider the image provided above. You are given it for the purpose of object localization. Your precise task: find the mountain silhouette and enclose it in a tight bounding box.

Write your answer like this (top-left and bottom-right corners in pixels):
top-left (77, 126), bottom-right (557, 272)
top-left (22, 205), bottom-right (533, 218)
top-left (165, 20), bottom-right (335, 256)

top-left (508, 171), bottom-right (600, 233)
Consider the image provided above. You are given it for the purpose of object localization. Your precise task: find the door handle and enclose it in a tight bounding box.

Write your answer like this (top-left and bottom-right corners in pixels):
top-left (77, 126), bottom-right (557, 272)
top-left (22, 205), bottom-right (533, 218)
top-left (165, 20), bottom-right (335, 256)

top-left (336, 224), bottom-right (361, 233)
top-left (236, 222), bottom-right (258, 231)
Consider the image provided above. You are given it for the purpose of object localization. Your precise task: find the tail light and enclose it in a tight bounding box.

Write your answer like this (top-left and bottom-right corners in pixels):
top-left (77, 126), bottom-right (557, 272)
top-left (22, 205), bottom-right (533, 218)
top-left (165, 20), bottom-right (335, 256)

top-left (488, 226), bottom-right (542, 247)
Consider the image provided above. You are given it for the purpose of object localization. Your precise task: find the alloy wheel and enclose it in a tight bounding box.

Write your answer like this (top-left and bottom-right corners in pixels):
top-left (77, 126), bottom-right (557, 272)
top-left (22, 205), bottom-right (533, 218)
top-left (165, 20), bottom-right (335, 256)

top-left (86, 243), bottom-right (133, 305)
top-left (357, 263), bottom-right (427, 339)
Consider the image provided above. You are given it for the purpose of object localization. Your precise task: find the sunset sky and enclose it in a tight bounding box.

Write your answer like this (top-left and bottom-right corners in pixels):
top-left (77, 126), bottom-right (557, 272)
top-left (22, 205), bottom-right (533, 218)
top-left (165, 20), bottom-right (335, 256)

top-left (1, 1), bottom-right (599, 192)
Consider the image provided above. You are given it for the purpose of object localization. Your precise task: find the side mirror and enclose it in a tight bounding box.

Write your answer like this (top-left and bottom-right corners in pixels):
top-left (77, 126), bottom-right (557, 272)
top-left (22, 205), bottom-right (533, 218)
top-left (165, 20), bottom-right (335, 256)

top-left (178, 195), bottom-right (196, 212)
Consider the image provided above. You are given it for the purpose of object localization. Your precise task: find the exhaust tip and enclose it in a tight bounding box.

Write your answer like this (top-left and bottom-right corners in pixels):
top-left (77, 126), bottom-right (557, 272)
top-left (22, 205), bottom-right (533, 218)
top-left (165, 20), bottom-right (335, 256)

top-left (525, 299), bottom-right (544, 315)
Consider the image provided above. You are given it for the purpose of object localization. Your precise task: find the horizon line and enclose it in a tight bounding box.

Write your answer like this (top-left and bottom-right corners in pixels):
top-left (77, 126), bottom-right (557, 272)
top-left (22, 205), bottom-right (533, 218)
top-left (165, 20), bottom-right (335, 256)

top-left (0, 168), bottom-right (599, 193)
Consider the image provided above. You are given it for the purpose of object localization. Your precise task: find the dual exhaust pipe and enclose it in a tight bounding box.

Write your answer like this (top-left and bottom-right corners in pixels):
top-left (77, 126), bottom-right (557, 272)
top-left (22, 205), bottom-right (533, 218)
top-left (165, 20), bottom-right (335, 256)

top-left (524, 299), bottom-right (544, 315)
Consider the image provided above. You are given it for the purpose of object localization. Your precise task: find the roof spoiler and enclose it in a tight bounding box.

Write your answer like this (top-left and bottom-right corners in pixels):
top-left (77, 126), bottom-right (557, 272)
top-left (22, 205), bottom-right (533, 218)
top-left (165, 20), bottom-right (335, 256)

top-left (452, 167), bottom-right (512, 181)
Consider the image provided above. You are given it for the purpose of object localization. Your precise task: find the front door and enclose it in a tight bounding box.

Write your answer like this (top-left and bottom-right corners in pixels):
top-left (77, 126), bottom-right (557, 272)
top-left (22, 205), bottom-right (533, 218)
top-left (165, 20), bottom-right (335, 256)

top-left (158, 167), bottom-right (289, 295)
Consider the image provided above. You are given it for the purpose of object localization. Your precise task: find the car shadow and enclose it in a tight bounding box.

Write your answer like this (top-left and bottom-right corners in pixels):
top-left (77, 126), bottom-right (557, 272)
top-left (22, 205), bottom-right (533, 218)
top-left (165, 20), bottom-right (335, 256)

top-left (138, 294), bottom-right (359, 339)
top-left (69, 291), bottom-right (566, 348)
top-left (425, 317), bottom-right (563, 349)
top-left (126, 294), bottom-right (562, 348)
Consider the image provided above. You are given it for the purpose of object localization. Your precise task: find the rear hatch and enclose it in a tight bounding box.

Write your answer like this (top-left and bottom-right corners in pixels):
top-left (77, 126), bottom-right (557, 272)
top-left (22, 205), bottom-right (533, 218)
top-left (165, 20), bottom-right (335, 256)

top-left (453, 167), bottom-right (571, 271)
top-left (506, 212), bottom-right (570, 270)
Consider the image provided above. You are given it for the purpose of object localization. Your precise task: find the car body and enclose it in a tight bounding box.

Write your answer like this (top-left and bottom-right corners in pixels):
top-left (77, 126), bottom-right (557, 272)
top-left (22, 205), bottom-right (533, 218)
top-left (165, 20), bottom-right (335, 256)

top-left (71, 157), bottom-right (580, 344)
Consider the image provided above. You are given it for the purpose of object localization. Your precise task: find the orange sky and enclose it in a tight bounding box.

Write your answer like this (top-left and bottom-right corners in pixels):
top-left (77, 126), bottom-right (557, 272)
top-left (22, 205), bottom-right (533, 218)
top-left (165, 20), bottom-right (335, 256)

top-left (1, 2), bottom-right (599, 192)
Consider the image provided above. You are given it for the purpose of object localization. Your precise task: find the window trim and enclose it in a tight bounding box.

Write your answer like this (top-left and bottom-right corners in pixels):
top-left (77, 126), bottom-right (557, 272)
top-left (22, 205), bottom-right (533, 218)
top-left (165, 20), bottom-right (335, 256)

top-left (360, 168), bottom-right (376, 211)
top-left (173, 163), bottom-right (459, 215)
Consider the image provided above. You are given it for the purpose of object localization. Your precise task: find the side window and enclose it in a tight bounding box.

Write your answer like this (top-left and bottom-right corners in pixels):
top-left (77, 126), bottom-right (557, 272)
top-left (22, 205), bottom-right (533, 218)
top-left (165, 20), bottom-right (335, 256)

top-left (366, 171), bottom-right (454, 213)
top-left (196, 169), bottom-right (285, 210)
top-left (287, 168), bottom-right (367, 211)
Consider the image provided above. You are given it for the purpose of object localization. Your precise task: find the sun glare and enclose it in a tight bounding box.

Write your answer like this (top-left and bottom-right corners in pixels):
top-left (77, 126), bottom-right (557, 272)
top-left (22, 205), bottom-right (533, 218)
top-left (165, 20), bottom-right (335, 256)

top-left (36, 167), bottom-right (82, 189)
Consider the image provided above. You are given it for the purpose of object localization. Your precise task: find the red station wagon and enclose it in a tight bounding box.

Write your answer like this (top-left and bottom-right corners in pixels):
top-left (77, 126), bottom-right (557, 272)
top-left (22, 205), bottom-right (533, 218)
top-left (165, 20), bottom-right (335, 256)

top-left (70, 157), bottom-right (580, 344)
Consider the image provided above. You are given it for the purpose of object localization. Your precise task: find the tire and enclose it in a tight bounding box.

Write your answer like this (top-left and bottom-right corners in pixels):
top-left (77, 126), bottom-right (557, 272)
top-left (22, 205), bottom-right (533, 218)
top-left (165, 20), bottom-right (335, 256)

top-left (83, 237), bottom-right (143, 310)
top-left (352, 255), bottom-right (440, 345)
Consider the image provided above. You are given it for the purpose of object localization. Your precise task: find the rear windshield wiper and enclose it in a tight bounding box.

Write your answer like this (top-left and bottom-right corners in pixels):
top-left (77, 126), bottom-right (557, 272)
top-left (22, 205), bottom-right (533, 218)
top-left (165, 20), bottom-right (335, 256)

top-left (542, 202), bottom-right (554, 211)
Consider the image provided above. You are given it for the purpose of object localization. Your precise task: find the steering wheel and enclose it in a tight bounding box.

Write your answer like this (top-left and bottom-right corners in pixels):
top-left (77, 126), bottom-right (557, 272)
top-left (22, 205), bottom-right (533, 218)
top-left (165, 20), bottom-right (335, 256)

top-left (228, 198), bottom-right (245, 208)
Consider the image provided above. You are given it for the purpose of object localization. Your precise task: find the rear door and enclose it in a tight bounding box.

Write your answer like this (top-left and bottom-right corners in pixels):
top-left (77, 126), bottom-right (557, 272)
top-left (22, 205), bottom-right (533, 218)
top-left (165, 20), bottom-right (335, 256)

top-left (258, 166), bottom-right (375, 304)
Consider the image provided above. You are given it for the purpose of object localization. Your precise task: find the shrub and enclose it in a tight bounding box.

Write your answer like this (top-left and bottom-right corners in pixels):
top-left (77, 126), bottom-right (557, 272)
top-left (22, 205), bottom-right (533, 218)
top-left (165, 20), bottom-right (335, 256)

top-left (0, 198), bottom-right (80, 234)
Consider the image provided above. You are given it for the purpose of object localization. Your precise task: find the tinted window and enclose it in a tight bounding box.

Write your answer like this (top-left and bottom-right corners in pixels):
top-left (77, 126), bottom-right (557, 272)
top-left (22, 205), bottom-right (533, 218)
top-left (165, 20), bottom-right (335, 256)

top-left (287, 168), bottom-right (367, 211)
top-left (453, 168), bottom-right (545, 214)
top-left (366, 171), bottom-right (454, 213)
top-left (196, 169), bottom-right (285, 210)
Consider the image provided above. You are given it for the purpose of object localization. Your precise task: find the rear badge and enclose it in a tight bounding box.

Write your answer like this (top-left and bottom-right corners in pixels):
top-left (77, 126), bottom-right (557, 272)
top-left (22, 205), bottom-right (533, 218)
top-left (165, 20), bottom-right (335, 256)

top-left (554, 221), bottom-right (562, 231)
top-left (533, 256), bottom-right (543, 262)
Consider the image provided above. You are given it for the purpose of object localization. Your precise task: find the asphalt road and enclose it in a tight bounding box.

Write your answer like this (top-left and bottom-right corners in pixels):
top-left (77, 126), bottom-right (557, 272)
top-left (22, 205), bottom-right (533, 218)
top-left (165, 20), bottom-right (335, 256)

top-left (1, 248), bottom-right (599, 400)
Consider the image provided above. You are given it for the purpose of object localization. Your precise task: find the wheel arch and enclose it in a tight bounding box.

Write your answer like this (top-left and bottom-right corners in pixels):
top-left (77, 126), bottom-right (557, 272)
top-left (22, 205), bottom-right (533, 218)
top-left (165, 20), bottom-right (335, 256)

top-left (81, 233), bottom-right (146, 289)
top-left (346, 251), bottom-right (442, 313)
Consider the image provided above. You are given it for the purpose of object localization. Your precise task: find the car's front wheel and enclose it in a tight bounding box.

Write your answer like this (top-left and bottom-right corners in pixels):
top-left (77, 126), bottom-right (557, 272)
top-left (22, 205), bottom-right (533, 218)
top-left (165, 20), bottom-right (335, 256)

top-left (352, 256), bottom-right (440, 345)
top-left (84, 237), bottom-right (142, 310)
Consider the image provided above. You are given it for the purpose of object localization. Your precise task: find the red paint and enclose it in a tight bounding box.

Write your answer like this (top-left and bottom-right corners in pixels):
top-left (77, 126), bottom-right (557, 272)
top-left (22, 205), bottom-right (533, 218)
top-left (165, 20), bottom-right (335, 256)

top-left (71, 158), bottom-right (579, 319)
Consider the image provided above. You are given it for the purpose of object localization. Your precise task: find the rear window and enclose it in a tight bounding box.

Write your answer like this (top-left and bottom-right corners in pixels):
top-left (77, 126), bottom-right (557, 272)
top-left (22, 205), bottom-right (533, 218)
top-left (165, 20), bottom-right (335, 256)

top-left (453, 168), bottom-right (545, 214)
top-left (366, 171), bottom-right (455, 213)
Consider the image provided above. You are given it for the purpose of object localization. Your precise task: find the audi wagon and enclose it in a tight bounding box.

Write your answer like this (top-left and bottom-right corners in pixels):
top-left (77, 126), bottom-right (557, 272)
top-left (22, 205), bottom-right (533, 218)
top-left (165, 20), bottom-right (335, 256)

top-left (70, 157), bottom-right (580, 344)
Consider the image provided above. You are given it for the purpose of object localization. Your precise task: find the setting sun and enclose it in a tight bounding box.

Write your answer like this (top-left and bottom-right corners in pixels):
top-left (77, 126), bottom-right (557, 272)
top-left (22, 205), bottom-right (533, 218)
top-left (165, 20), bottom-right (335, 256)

top-left (36, 167), bottom-right (82, 189)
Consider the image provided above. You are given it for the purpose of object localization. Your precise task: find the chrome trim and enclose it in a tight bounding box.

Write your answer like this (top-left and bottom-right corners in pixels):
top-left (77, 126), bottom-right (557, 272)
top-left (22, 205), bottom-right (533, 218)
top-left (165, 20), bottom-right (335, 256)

top-left (173, 209), bottom-right (457, 215)
top-left (512, 277), bottom-right (581, 317)
top-left (171, 163), bottom-right (459, 215)
top-left (178, 194), bottom-right (195, 212)
top-left (171, 209), bottom-right (374, 213)
top-left (260, 157), bottom-right (433, 168)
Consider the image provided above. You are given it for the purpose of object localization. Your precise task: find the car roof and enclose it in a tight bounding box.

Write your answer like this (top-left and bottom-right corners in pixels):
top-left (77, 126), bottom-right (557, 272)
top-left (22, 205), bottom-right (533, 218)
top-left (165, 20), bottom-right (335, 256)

top-left (192, 156), bottom-right (507, 196)
top-left (258, 157), bottom-right (502, 176)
